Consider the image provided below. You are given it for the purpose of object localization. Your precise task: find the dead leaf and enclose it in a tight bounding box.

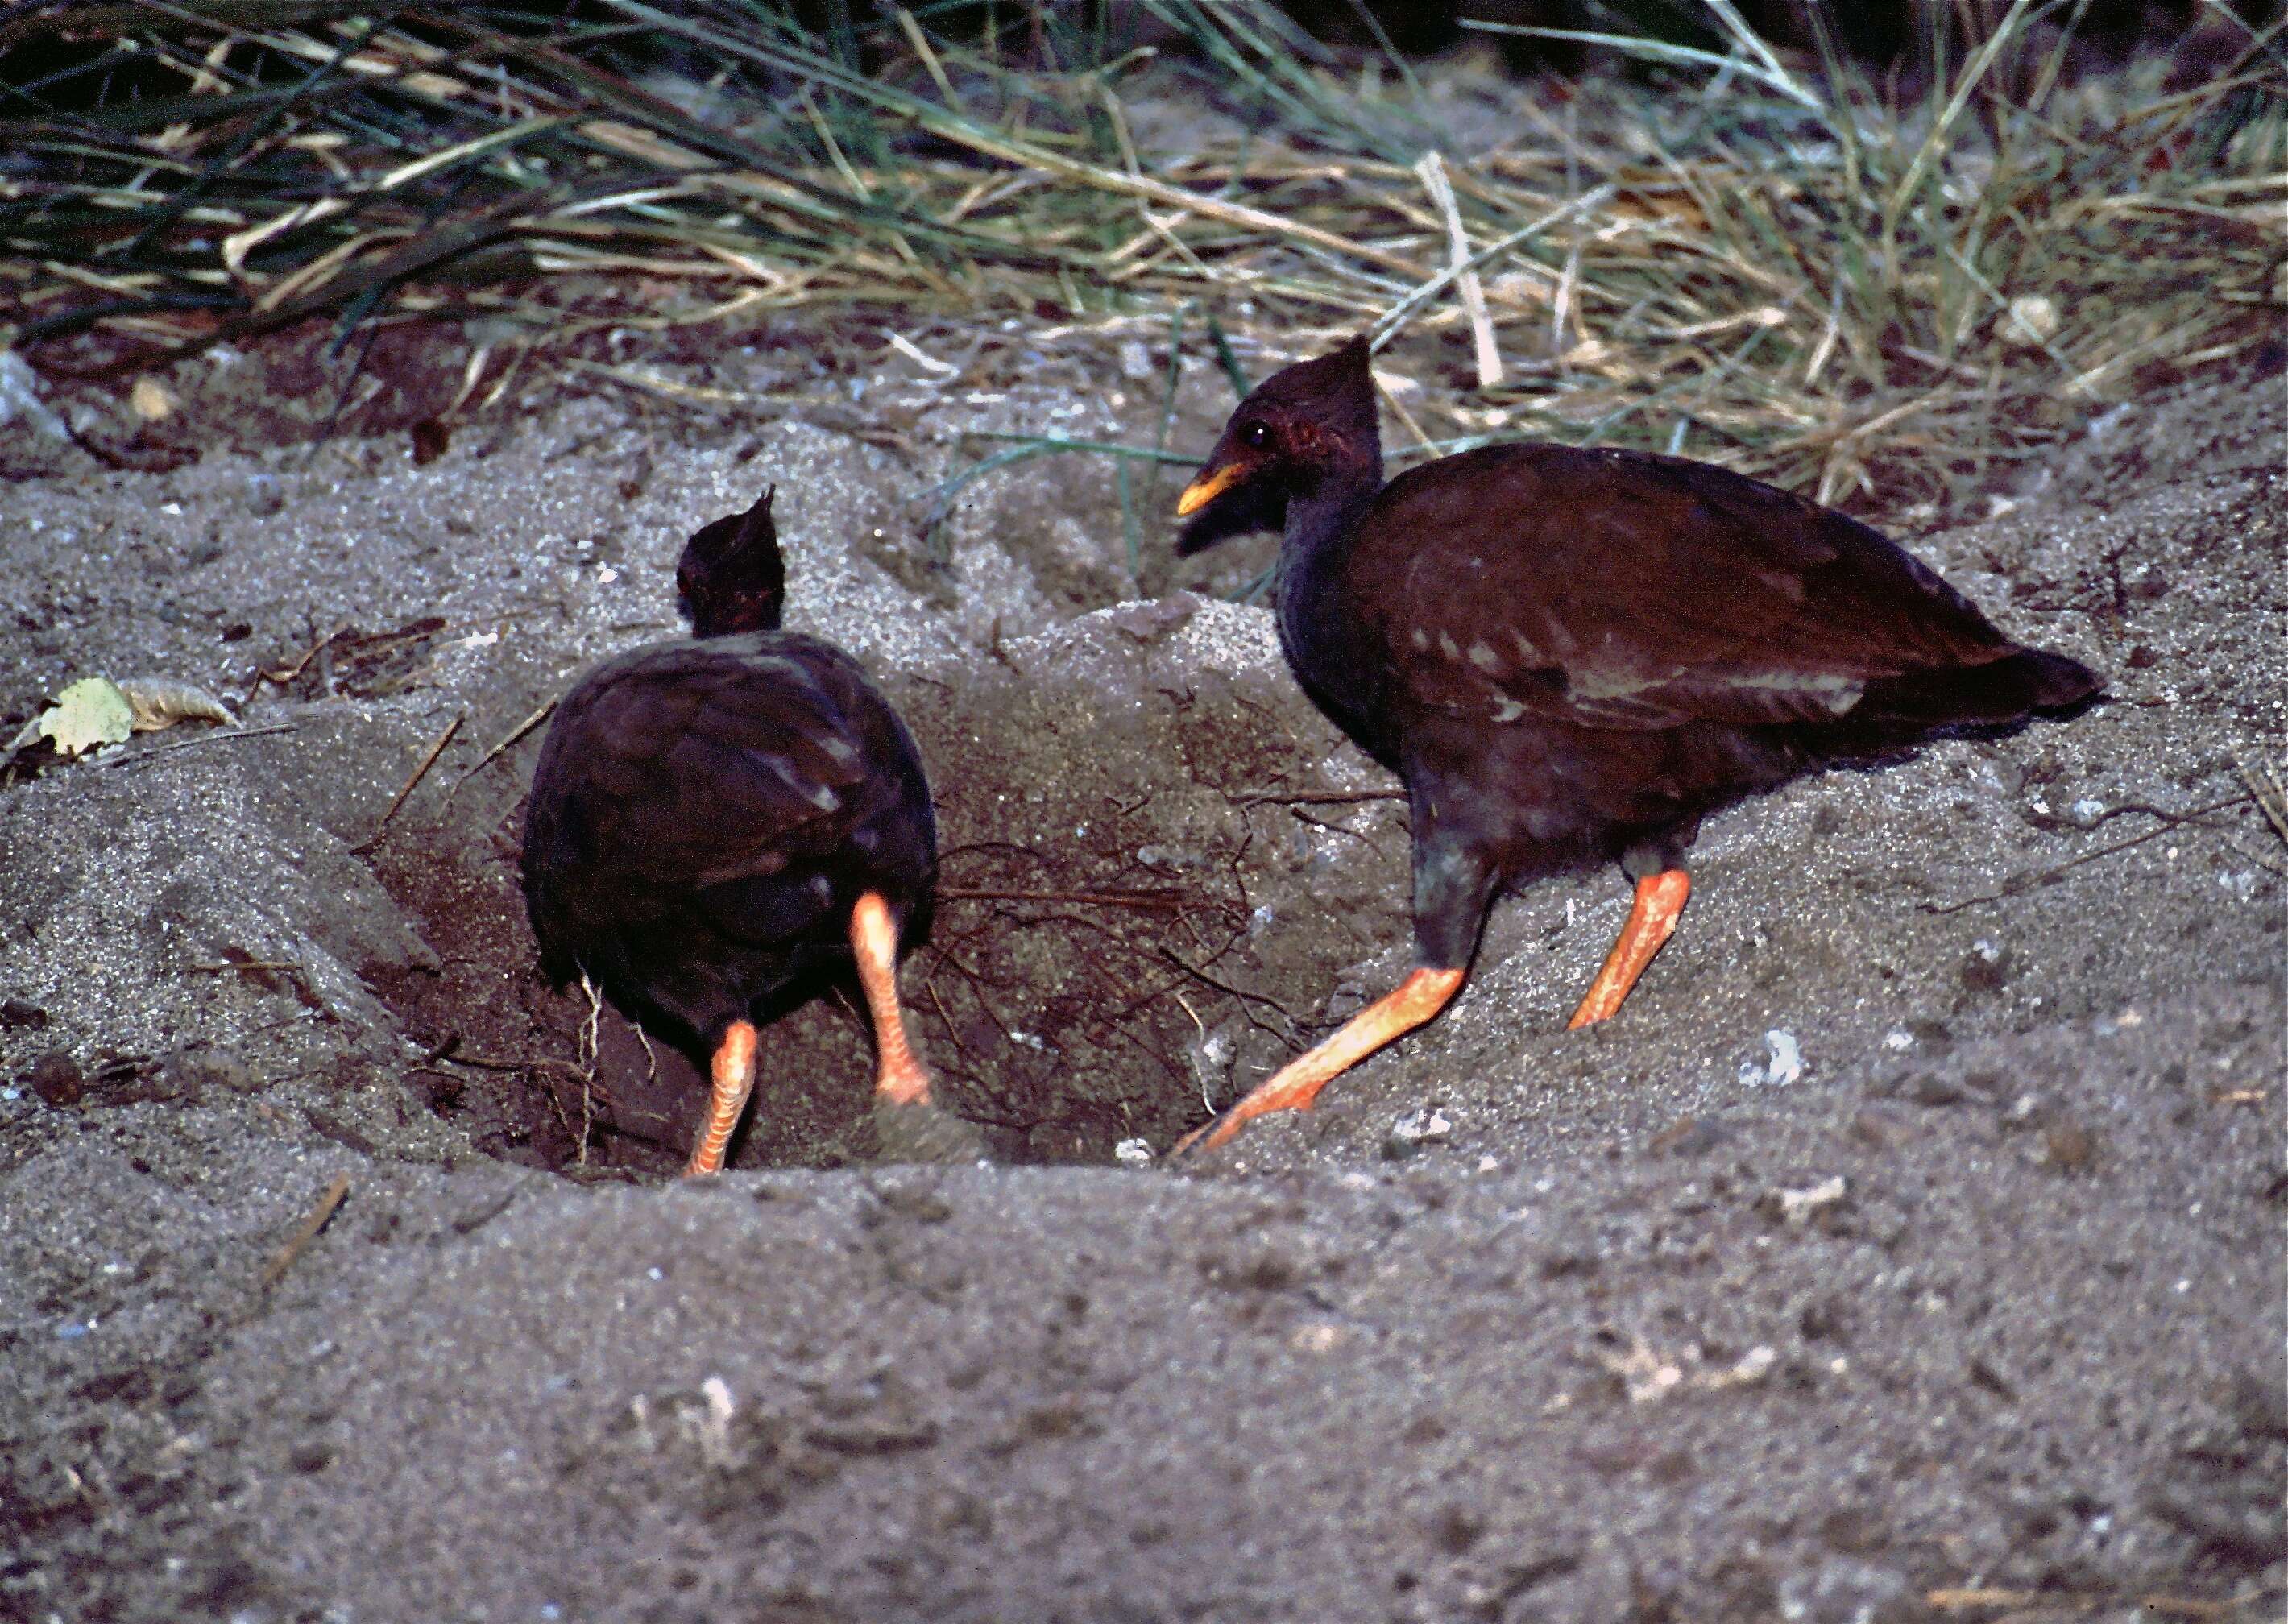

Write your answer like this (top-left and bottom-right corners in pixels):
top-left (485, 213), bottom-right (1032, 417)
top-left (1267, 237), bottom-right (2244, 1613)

top-left (27, 678), bottom-right (135, 757)
top-left (115, 677), bottom-right (238, 731)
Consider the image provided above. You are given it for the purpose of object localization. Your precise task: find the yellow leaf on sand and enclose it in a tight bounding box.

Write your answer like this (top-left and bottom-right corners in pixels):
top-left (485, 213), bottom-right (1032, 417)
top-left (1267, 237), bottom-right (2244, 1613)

top-left (35, 678), bottom-right (135, 757)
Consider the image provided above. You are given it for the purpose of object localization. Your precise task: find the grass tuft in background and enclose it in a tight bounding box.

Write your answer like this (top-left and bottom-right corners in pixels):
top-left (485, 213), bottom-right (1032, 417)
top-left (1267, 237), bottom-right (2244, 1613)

top-left (1, 0), bottom-right (2282, 510)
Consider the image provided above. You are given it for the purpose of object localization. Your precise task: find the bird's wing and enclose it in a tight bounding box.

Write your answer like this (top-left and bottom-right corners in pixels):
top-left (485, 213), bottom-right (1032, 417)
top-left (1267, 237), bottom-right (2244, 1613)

top-left (1358, 445), bottom-right (2015, 732)
top-left (541, 639), bottom-right (875, 889)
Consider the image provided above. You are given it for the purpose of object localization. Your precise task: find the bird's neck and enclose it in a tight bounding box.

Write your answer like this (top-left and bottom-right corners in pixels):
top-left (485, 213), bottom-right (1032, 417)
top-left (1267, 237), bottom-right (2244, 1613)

top-left (1275, 456), bottom-right (1386, 740)
top-left (1280, 434), bottom-right (1382, 563)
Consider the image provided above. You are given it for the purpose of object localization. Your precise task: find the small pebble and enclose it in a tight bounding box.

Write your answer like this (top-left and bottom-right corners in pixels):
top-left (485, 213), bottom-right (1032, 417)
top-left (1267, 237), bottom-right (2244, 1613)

top-left (2042, 1118), bottom-right (2098, 1174)
top-left (1113, 1138), bottom-right (1153, 1167)
top-left (1776, 1174), bottom-right (1847, 1224)
top-left (1383, 1105), bottom-right (1453, 1160)
top-left (1741, 1030), bottom-right (1805, 1088)
top-left (1650, 1116), bottom-right (1726, 1157)
top-left (27, 1051), bottom-right (82, 1107)
top-left (1391, 1105), bottom-right (1451, 1144)
top-left (0, 997), bottom-right (48, 1030)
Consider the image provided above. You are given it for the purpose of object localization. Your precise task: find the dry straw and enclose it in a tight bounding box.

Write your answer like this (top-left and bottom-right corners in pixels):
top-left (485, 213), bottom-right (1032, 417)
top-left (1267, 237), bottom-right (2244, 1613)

top-left (2, 0), bottom-right (2282, 507)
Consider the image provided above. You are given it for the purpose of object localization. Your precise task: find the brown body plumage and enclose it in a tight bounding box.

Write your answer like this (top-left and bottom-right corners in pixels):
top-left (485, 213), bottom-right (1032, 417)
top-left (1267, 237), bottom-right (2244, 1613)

top-left (520, 488), bottom-right (939, 1174)
top-left (1172, 338), bottom-right (2099, 1152)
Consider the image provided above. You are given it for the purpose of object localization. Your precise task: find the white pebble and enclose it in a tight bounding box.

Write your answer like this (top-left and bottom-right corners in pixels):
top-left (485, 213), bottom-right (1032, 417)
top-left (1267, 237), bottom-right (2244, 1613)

top-left (1390, 1105), bottom-right (1452, 1145)
top-left (1778, 1174), bottom-right (1847, 1223)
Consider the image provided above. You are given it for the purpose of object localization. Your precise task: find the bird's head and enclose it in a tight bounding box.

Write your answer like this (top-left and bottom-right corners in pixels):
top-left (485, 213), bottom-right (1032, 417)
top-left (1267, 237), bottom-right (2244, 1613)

top-left (677, 484), bottom-right (786, 636)
top-left (1175, 336), bottom-right (1382, 549)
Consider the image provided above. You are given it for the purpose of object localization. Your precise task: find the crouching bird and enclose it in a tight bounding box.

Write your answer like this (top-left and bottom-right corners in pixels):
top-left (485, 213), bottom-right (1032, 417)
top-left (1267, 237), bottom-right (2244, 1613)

top-left (520, 487), bottom-right (940, 1175)
top-left (1172, 337), bottom-right (2098, 1155)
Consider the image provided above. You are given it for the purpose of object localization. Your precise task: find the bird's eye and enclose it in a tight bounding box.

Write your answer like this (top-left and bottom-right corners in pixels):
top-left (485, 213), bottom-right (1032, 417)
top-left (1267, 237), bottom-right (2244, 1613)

top-left (1240, 421), bottom-right (1271, 449)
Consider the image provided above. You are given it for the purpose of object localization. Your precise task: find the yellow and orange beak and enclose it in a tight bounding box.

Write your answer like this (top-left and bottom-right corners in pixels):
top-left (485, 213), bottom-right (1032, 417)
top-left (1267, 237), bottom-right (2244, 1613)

top-left (1175, 457), bottom-right (1253, 518)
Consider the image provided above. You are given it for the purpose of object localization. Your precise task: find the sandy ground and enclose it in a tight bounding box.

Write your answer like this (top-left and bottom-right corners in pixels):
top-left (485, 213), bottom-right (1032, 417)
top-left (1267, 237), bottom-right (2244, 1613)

top-left (0, 317), bottom-right (2282, 1622)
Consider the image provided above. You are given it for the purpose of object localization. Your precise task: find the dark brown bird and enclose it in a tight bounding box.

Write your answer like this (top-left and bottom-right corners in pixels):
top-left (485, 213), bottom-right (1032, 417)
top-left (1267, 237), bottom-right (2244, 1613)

top-left (1172, 338), bottom-right (2099, 1154)
top-left (520, 487), bottom-right (939, 1175)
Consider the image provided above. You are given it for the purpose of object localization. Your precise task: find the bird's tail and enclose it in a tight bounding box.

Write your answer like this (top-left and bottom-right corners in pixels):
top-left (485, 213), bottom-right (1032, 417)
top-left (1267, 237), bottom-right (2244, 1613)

top-left (1860, 646), bottom-right (2102, 731)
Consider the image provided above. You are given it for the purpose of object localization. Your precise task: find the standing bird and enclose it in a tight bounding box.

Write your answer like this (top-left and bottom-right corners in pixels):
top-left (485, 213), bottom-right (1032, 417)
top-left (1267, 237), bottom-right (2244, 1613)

top-left (1172, 338), bottom-right (2098, 1154)
top-left (520, 487), bottom-right (939, 1175)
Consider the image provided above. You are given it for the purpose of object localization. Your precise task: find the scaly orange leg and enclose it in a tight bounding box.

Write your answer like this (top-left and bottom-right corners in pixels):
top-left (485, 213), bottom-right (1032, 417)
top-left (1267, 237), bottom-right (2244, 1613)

top-left (850, 891), bottom-right (932, 1107)
top-left (1171, 967), bottom-right (1467, 1157)
top-left (684, 1018), bottom-right (758, 1178)
top-left (1567, 869), bottom-right (1691, 1030)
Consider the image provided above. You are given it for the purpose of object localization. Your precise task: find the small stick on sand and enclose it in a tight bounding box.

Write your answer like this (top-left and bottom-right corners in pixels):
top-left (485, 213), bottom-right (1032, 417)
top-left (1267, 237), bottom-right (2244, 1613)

top-left (937, 885), bottom-right (1186, 912)
top-left (443, 697), bottom-right (557, 802)
top-left (353, 711), bottom-right (463, 851)
top-left (259, 1171), bottom-right (350, 1292)
top-left (102, 721), bottom-right (297, 769)
top-left (246, 619), bottom-right (349, 704)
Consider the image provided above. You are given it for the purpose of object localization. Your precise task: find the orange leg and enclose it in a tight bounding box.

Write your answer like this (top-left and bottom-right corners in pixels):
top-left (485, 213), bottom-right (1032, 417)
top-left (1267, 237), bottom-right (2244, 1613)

top-left (684, 1019), bottom-right (758, 1178)
top-left (1171, 967), bottom-right (1466, 1157)
top-left (1566, 869), bottom-right (1691, 1030)
top-left (850, 891), bottom-right (932, 1107)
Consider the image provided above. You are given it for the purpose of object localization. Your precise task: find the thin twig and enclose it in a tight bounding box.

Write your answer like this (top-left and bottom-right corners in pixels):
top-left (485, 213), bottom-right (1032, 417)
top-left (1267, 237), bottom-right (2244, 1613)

top-left (102, 722), bottom-right (297, 768)
top-left (444, 697), bottom-right (557, 801)
top-left (352, 710), bottom-right (464, 852)
top-left (2240, 751), bottom-right (2288, 850)
top-left (1415, 150), bottom-right (1500, 388)
top-left (1924, 1585), bottom-right (2248, 1618)
top-left (1922, 790), bottom-right (2260, 915)
top-left (259, 1171), bottom-right (350, 1292)
top-left (1231, 787), bottom-right (1407, 808)
top-left (937, 885), bottom-right (1188, 912)
top-left (434, 1048), bottom-right (596, 1086)
top-left (247, 620), bottom-right (349, 704)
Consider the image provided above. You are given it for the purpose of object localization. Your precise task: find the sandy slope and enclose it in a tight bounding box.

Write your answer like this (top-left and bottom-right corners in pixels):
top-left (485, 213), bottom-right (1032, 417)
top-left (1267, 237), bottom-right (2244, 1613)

top-left (1, 329), bottom-right (2280, 1622)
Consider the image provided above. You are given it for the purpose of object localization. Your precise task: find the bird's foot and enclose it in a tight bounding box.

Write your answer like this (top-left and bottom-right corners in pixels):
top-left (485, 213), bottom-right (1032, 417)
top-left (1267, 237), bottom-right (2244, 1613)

top-left (1567, 870), bottom-right (1690, 1030)
top-left (1167, 967), bottom-right (1466, 1160)
top-left (1168, 1071), bottom-right (1318, 1158)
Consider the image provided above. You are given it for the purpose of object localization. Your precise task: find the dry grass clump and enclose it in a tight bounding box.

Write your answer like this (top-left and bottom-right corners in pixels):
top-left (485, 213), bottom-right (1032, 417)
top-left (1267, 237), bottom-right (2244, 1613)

top-left (2, 0), bottom-right (2282, 508)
